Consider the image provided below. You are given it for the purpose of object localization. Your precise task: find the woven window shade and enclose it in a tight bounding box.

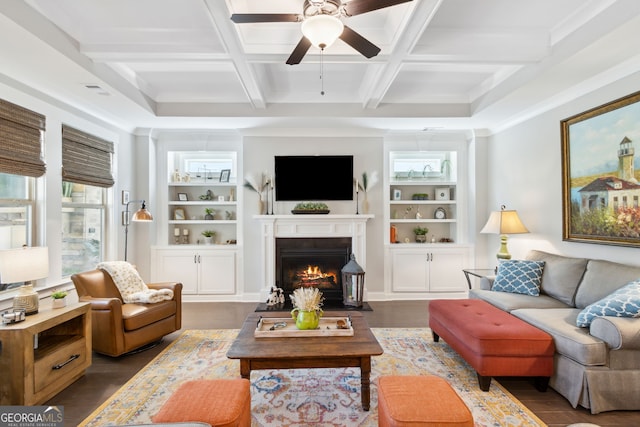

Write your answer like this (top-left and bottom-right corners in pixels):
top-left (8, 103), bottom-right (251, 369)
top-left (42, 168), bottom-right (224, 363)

top-left (0, 98), bottom-right (46, 177)
top-left (62, 125), bottom-right (114, 188)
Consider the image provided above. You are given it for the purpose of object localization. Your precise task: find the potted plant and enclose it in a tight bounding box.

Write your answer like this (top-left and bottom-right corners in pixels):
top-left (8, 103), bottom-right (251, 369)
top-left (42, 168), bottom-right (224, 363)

top-left (51, 290), bottom-right (68, 308)
top-left (201, 230), bottom-right (216, 244)
top-left (204, 208), bottom-right (215, 220)
top-left (413, 226), bottom-right (429, 243)
top-left (290, 287), bottom-right (324, 330)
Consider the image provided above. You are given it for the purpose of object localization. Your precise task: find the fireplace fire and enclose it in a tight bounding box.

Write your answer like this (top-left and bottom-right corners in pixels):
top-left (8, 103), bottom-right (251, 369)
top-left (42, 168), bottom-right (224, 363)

top-left (295, 265), bottom-right (338, 289)
top-left (276, 237), bottom-right (351, 306)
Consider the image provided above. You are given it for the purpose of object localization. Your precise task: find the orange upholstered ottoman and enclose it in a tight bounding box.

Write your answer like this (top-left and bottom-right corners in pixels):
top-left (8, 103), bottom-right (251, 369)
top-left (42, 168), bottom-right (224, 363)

top-left (377, 375), bottom-right (473, 427)
top-left (429, 299), bottom-right (554, 392)
top-left (152, 379), bottom-right (251, 427)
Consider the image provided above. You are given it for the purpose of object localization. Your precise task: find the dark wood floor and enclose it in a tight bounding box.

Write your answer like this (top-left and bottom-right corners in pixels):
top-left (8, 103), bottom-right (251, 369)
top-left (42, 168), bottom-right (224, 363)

top-left (46, 301), bottom-right (639, 426)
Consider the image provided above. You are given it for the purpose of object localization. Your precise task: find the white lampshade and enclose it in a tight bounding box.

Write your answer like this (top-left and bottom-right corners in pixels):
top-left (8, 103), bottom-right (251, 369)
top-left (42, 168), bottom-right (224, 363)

top-left (0, 246), bottom-right (49, 284)
top-left (301, 14), bottom-right (344, 49)
top-left (480, 209), bottom-right (529, 235)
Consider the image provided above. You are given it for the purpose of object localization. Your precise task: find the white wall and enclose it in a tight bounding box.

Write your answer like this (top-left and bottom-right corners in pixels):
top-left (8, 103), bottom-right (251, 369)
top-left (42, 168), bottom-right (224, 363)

top-left (486, 70), bottom-right (640, 266)
top-left (242, 136), bottom-right (385, 296)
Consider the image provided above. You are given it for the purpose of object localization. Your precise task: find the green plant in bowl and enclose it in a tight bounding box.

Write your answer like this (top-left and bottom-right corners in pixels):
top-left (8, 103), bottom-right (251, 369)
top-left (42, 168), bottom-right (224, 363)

top-left (201, 230), bottom-right (216, 237)
top-left (51, 290), bottom-right (68, 299)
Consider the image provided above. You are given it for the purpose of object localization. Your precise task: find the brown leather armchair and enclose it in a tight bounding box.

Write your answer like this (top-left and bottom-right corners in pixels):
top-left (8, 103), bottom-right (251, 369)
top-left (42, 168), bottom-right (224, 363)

top-left (71, 269), bottom-right (182, 357)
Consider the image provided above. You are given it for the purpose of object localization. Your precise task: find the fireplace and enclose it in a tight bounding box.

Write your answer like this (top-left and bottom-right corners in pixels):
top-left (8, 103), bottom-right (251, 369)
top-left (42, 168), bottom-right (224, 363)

top-left (276, 237), bottom-right (351, 306)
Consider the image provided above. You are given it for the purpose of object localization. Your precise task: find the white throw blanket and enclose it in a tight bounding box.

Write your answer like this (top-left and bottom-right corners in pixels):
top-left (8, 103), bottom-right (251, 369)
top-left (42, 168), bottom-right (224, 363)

top-left (97, 261), bottom-right (173, 304)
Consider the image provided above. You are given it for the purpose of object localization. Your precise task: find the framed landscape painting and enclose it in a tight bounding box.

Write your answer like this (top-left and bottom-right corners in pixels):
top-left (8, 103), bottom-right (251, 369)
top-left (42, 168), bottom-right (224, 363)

top-left (561, 90), bottom-right (640, 247)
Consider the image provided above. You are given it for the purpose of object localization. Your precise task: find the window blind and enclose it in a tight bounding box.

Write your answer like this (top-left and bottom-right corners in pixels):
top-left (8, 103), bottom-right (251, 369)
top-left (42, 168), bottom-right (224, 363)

top-left (62, 125), bottom-right (114, 188)
top-left (0, 98), bottom-right (46, 177)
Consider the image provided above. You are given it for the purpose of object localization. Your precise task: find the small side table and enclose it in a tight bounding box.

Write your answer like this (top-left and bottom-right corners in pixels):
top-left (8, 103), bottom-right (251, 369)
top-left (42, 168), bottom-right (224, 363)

top-left (462, 268), bottom-right (496, 289)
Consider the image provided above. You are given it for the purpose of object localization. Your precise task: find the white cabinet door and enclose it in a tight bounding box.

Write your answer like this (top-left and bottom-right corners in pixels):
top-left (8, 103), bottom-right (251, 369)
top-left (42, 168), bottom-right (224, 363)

top-left (429, 249), bottom-right (467, 292)
top-left (198, 251), bottom-right (236, 294)
top-left (154, 250), bottom-right (199, 294)
top-left (391, 249), bottom-right (429, 292)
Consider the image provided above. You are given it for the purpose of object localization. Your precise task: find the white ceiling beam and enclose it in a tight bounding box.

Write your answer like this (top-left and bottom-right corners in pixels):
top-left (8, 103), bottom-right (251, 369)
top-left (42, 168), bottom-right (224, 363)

top-left (203, 0), bottom-right (266, 109)
top-left (361, 0), bottom-right (443, 109)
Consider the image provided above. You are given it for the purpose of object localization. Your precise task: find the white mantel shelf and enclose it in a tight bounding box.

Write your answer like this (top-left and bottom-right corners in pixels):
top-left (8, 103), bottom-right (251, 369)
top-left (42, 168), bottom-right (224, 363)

top-left (255, 214), bottom-right (373, 300)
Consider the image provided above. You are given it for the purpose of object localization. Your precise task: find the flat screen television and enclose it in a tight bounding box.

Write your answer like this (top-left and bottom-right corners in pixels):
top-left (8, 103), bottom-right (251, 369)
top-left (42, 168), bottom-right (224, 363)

top-left (275, 155), bottom-right (354, 201)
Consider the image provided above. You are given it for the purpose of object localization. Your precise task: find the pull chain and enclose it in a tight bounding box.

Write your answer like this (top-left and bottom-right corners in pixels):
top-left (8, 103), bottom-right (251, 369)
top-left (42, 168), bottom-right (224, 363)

top-left (320, 45), bottom-right (325, 95)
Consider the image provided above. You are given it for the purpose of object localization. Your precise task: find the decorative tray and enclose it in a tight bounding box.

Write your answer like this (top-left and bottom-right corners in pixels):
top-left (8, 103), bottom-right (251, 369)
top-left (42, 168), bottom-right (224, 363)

top-left (291, 209), bottom-right (330, 215)
top-left (254, 316), bottom-right (353, 338)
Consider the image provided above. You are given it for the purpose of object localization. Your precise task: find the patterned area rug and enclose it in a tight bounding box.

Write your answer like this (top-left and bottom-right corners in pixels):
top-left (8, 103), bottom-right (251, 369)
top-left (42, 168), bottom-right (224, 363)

top-left (80, 329), bottom-right (545, 426)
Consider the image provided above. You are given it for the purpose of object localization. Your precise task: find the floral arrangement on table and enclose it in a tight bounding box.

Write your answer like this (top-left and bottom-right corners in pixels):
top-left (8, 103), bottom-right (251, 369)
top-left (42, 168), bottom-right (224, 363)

top-left (290, 287), bottom-right (324, 312)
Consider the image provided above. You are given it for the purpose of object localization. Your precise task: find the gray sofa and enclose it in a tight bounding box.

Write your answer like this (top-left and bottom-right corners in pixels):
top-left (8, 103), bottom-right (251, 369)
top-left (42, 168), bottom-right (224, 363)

top-left (469, 250), bottom-right (640, 414)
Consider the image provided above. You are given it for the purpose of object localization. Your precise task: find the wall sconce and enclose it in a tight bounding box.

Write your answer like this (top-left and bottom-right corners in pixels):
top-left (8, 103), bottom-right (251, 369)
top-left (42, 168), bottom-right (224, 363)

top-left (480, 205), bottom-right (529, 260)
top-left (0, 247), bottom-right (49, 315)
top-left (124, 199), bottom-right (153, 261)
top-left (341, 254), bottom-right (365, 307)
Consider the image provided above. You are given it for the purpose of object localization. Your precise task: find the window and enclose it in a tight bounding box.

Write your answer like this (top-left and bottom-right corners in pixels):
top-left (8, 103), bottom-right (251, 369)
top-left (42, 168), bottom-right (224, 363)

top-left (0, 172), bottom-right (35, 290)
top-left (61, 182), bottom-right (105, 276)
top-left (61, 125), bottom-right (114, 276)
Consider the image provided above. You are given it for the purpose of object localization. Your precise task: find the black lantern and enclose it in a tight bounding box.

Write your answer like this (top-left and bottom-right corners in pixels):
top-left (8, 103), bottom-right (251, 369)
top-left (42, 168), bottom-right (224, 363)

top-left (341, 253), bottom-right (365, 307)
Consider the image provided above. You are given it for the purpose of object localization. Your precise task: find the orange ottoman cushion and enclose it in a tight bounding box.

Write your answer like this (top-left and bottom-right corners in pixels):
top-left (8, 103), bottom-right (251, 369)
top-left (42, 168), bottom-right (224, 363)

top-left (378, 376), bottom-right (473, 427)
top-left (152, 379), bottom-right (251, 427)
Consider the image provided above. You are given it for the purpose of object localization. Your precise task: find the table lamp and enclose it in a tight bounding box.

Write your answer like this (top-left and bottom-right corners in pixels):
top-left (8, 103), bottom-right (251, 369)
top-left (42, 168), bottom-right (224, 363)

top-left (480, 205), bottom-right (529, 260)
top-left (0, 246), bottom-right (49, 315)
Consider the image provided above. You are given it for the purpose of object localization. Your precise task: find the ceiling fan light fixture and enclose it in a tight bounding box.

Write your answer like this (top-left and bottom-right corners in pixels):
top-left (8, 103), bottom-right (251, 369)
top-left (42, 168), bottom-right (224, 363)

top-left (301, 14), bottom-right (344, 49)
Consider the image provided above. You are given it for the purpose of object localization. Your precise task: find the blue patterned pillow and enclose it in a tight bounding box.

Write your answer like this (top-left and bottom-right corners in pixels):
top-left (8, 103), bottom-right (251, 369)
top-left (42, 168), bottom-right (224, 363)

top-left (576, 280), bottom-right (640, 327)
top-left (492, 260), bottom-right (545, 296)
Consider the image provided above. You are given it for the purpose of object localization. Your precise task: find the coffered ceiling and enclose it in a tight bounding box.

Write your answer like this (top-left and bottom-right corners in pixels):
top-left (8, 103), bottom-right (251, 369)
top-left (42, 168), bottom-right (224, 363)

top-left (1, 0), bottom-right (639, 133)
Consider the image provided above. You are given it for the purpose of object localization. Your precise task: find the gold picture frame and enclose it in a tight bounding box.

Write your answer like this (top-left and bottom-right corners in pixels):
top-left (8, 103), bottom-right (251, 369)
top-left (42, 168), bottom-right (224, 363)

top-left (174, 208), bottom-right (185, 221)
top-left (561, 90), bottom-right (640, 247)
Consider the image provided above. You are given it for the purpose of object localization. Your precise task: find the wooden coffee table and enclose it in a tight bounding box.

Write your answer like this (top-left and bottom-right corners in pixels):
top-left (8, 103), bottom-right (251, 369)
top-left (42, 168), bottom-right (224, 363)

top-left (226, 311), bottom-right (383, 411)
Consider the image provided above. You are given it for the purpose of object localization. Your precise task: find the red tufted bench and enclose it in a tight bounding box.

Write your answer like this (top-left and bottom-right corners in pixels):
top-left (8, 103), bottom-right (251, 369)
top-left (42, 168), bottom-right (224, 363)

top-left (429, 299), bottom-right (554, 391)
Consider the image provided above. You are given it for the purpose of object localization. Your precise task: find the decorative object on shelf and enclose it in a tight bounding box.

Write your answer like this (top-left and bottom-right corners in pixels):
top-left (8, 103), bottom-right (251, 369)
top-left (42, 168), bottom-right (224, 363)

top-left (415, 207), bottom-right (422, 219)
top-left (480, 205), bottom-right (529, 259)
top-left (341, 253), bottom-right (365, 307)
top-left (441, 159), bottom-right (452, 179)
top-left (392, 188), bottom-right (402, 200)
top-left (225, 210), bottom-right (234, 220)
top-left (124, 199), bottom-right (153, 261)
top-left (413, 226), bottom-right (429, 243)
top-left (173, 208), bottom-right (185, 220)
top-left (172, 169), bottom-right (182, 183)
top-left (434, 207), bottom-right (447, 219)
top-left (0, 246), bottom-right (49, 315)
top-left (204, 208), bottom-right (215, 220)
top-left (357, 171), bottom-right (378, 215)
top-left (174, 227), bottom-right (181, 244)
top-left (219, 169), bottom-right (231, 183)
top-left (403, 205), bottom-right (413, 219)
top-left (177, 193), bottom-right (188, 201)
top-left (181, 228), bottom-right (189, 244)
top-left (199, 189), bottom-right (214, 200)
top-left (201, 230), bottom-right (216, 245)
top-left (291, 202), bottom-right (330, 214)
top-left (51, 290), bottom-right (68, 308)
top-left (245, 172), bottom-right (270, 215)
top-left (435, 188), bottom-right (450, 200)
top-left (290, 287), bottom-right (324, 330)
top-left (390, 225), bottom-right (398, 244)
top-left (412, 193), bottom-right (429, 200)
top-left (218, 195), bottom-right (225, 202)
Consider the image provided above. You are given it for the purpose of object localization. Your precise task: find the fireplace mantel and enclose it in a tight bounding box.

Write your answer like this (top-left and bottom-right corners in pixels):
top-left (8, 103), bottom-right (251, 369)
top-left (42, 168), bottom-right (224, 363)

top-left (255, 214), bottom-right (373, 300)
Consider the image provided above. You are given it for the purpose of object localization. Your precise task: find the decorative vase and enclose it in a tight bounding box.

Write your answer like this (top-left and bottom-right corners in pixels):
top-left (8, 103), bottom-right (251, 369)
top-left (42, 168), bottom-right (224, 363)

top-left (362, 193), bottom-right (370, 214)
top-left (204, 213), bottom-right (214, 220)
top-left (415, 234), bottom-right (427, 243)
top-left (291, 309), bottom-right (322, 330)
top-left (258, 194), bottom-right (265, 215)
top-left (204, 236), bottom-right (214, 245)
top-left (52, 297), bottom-right (67, 309)
top-left (13, 284), bottom-right (39, 315)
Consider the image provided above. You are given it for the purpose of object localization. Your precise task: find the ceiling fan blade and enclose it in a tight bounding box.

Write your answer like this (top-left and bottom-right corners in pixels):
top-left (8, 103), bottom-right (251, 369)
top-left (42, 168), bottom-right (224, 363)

top-left (339, 25), bottom-right (381, 58)
top-left (286, 37), bottom-right (312, 65)
top-left (230, 13), bottom-right (301, 24)
top-left (342, 0), bottom-right (413, 17)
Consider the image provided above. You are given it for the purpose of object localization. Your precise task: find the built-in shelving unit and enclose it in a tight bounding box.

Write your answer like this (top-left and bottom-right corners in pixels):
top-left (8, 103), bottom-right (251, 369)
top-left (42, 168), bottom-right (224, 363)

top-left (383, 134), bottom-right (473, 298)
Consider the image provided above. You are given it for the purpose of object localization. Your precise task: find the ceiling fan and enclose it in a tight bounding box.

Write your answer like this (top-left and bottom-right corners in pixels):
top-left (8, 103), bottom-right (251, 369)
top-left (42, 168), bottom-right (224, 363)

top-left (230, 0), bottom-right (413, 65)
